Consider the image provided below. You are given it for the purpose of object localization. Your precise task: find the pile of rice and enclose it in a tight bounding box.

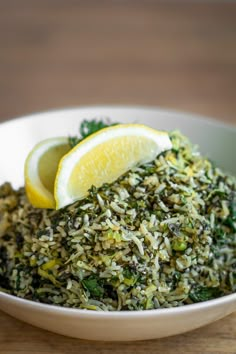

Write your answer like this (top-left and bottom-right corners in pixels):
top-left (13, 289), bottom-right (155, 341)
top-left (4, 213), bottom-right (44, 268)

top-left (0, 131), bottom-right (235, 311)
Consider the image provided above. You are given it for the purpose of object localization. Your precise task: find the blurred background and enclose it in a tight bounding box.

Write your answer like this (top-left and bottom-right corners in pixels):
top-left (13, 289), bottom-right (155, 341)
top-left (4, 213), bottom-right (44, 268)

top-left (0, 0), bottom-right (235, 124)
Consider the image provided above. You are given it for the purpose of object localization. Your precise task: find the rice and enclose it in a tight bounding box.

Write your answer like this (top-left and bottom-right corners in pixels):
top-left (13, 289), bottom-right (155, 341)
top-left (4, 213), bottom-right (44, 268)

top-left (0, 131), bottom-right (235, 311)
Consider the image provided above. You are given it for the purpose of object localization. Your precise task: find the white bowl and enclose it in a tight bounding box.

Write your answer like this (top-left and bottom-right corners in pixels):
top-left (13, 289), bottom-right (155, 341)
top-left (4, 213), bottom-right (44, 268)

top-left (0, 106), bottom-right (235, 341)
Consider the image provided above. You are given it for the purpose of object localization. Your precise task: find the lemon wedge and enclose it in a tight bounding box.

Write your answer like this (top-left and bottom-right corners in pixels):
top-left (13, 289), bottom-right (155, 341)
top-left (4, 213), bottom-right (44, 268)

top-left (25, 137), bottom-right (71, 208)
top-left (54, 124), bottom-right (172, 209)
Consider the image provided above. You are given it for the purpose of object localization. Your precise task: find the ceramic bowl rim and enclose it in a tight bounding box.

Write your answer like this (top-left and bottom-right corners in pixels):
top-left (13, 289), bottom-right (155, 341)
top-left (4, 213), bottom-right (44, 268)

top-left (0, 105), bottom-right (235, 319)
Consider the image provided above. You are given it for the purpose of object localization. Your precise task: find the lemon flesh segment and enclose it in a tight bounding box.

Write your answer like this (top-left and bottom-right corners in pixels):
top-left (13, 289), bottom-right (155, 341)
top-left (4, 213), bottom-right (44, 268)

top-left (55, 124), bottom-right (172, 209)
top-left (25, 137), bottom-right (71, 209)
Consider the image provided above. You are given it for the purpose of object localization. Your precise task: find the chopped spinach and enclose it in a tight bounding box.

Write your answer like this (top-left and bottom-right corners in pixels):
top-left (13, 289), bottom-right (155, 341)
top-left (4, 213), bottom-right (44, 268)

top-left (16, 232), bottom-right (24, 250)
top-left (189, 286), bottom-right (222, 302)
top-left (123, 267), bottom-right (134, 279)
top-left (82, 275), bottom-right (104, 297)
top-left (123, 266), bottom-right (139, 286)
top-left (0, 246), bottom-right (8, 262)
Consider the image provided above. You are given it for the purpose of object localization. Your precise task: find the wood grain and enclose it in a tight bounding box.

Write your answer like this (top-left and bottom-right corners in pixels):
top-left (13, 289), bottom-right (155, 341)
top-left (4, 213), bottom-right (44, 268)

top-left (0, 1), bottom-right (235, 124)
top-left (0, 1), bottom-right (235, 353)
top-left (0, 311), bottom-right (236, 354)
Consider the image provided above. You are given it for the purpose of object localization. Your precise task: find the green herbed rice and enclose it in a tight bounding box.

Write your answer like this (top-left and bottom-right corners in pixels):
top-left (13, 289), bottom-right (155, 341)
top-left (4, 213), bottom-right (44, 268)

top-left (0, 131), bottom-right (235, 311)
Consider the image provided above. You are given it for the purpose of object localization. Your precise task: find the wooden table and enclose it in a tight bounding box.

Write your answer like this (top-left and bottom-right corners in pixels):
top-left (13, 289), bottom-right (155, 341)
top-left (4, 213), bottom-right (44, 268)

top-left (0, 1), bottom-right (235, 353)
